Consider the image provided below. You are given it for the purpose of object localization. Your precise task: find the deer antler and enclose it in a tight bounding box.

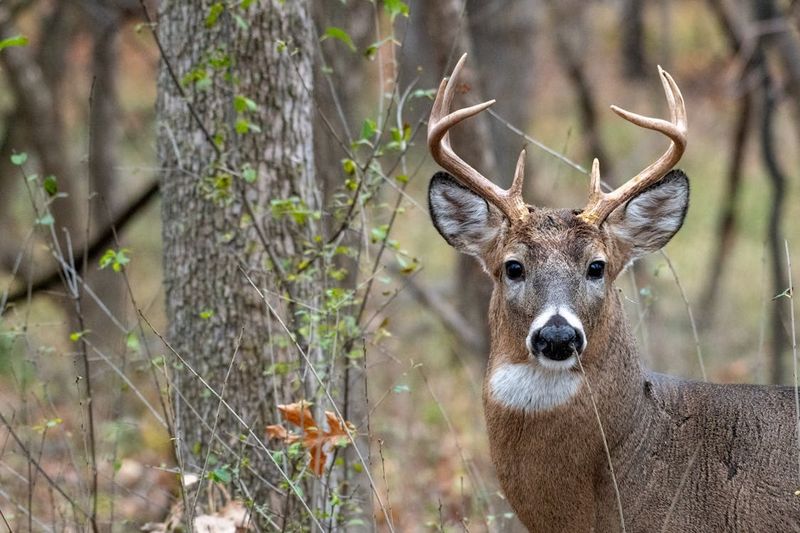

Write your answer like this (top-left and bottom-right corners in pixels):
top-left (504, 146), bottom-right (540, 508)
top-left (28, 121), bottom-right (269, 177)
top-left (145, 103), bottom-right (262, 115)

top-left (578, 66), bottom-right (687, 226)
top-left (428, 54), bottom-right (529, 223)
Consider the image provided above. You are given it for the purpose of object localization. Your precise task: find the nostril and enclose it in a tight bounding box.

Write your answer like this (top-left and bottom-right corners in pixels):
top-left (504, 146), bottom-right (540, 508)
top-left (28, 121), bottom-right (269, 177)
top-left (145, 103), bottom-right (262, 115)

top-left (532, 324), bottom-right (579, 361)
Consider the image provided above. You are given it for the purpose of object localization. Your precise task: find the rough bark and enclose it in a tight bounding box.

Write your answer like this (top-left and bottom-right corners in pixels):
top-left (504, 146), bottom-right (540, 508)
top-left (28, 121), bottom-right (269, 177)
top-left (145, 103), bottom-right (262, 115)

top-left (157, 0), bottom-right (327, 521)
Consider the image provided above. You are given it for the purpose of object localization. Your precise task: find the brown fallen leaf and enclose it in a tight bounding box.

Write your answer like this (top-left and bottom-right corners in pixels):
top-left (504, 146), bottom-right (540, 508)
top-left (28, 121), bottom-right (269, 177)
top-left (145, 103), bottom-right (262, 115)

top-left (266, 401), bottom-right (355, 476)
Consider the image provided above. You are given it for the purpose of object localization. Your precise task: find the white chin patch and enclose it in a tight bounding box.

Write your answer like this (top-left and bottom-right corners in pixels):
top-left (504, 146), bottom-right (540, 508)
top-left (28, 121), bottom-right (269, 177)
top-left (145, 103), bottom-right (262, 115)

top-left (489, 361), bottom-right (582, 413)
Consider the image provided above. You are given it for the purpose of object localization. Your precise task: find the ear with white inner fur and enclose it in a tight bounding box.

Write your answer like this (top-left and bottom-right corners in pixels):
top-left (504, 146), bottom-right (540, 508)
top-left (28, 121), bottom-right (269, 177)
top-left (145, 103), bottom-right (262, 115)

top-left (428, 172), bottom-right (505, 257)
top-left (604, 169), bottom-right (689, 264)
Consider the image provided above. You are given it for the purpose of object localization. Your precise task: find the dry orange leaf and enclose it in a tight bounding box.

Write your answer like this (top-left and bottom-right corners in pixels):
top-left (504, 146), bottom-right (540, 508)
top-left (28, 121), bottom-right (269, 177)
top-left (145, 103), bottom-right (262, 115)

top-left (266, 401), bottom-right (355, 476)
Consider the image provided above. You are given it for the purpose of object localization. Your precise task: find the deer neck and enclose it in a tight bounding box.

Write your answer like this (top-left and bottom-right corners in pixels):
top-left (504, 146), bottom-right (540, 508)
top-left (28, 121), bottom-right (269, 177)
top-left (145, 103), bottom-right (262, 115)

top-left (482, 291), bottom-right (648, 530)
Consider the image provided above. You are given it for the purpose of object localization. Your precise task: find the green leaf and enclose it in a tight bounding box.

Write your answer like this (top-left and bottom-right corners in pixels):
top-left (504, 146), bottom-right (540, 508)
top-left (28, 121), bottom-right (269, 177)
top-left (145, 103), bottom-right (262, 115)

top-left (232, 13), bottom-right (249, 30)
top-left (205, 2), bottom-right (224, 27)
top-left (321, 27), bottom-right (356, 52)
top-left (341, 158), bottom-right (356, 175)
top-left (199, 309), bottom-right (214, 319)
top-left (0, 35), bottom-right (29, 51)
top-left (126, 332), bottom-right (141, 352)
top-left (43, 175), bottom-right (58, 196)
top-left (359, 118), bottom-right (377, 141)
top-left (209, 466), bottom-right (232, 484)
top-left (383, 0), bottom-right (409, 21)
top-left (233, 95), bottom-right (258, 113)
top-left (36, 213), bottom-right (54, 226)
top-left (69, 330), bottom-right (90, 342)
top-left (99, 248), bottom-right (131, 272)
top-left (242, 165), bottom-right (257, 183)
top-left (10, 152), bottom-right (27, 166)
top-left (370, 225), bottom-right (389, 243)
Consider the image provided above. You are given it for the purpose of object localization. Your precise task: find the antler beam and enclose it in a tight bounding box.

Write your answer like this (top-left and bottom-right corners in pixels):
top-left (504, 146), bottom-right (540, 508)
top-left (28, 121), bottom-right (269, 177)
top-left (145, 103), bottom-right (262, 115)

top-left (578, 66), bottom-right (687, 226)
top-left (428, 54), bottom-right (529, 223)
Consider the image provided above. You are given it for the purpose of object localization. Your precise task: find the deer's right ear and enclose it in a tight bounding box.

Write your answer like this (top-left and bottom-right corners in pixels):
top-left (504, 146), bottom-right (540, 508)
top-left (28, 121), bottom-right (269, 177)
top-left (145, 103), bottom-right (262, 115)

top-left (428, 172), bottom-right (505, 256)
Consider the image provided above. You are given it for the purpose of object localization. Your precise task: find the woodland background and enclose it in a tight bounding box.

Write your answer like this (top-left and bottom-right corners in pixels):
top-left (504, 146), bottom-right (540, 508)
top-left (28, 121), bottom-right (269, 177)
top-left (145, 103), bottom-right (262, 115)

top-left (0, 0), bottom-right (799, 531)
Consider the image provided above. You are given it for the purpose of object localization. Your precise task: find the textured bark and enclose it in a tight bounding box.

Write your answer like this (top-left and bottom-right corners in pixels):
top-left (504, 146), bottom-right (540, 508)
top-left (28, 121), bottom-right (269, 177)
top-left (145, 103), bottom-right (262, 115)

top-left (157, 0), bottom-right (323, 518)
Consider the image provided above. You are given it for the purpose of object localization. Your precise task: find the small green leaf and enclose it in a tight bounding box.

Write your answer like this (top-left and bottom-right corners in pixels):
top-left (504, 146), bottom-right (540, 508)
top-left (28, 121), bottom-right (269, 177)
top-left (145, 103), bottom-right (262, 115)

top-left (69, 330), bottom-right (90, 342)
top-left (321, 27), bottom-right (356, 52)
top-left (209, 466), bottom-right (232, 484)
top-left (0, 35), bottom-right (29, 51)
top-left (10, 152), bottom-right (27, 166)
top-left (233, 95), bottom-right (258, 113)
top-left (359, 118), bottom-right (377, 141)
top-left (126, 332), bottom-right (141, 352)
top-left (43, 175), bottom-right (58, 196)
top-left (242, 165), bottom-right (257, 183)
top-left (341, 158), bottom-right (356, 175)
top-left (99, 248), bottom-right (131, 272)
top-left (205, 2), bottom-right (224, 27)
top-left (370, 225), bottom-right (389, 243)
top-left (199, 309), bottom-right (214, 319)
top-left (383, 0), bottom-right (409, 21)
top-left (232, 13), bottom-right (249, 30)
top-left (36, 213), bottom-right (54, 226)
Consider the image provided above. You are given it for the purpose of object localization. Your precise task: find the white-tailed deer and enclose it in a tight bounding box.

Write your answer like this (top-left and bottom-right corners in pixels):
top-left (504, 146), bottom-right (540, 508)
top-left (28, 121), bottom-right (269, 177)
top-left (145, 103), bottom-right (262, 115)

top-left (427, 55), bottom-right (800, 532)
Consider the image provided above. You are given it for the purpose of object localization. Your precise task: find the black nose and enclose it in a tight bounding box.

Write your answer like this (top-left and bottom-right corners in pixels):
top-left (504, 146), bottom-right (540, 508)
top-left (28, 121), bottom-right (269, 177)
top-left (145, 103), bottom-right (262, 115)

top-left (531, 315), bottom-right (583, 361)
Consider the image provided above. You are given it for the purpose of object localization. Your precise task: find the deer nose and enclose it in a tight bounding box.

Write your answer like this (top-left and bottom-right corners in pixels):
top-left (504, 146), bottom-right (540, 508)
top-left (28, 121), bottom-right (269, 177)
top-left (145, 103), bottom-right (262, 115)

top-left (531, 315), bottom-right (584, 361)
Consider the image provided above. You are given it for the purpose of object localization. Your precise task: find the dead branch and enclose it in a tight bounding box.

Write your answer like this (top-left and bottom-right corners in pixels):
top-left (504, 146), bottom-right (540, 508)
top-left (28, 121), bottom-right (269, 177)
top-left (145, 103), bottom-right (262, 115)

top-left (2, 180), bottom-right (159, 309)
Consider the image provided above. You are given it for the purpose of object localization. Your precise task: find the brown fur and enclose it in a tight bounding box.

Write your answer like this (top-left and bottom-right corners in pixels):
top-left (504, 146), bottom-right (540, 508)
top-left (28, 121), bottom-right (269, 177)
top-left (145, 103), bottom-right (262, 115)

top-left (473, 208), bottom-right (800, 532)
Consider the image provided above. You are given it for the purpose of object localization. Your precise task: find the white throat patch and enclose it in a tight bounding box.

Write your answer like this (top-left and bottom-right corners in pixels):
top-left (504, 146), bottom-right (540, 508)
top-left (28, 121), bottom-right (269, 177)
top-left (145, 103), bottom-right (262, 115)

top-left (489, 362), bottom-right (582, 413)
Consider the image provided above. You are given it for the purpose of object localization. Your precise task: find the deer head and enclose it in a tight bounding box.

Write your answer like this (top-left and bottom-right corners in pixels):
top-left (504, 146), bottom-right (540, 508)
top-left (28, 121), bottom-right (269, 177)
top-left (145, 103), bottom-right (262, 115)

top-left (428, 54), bottom-right (688, 411)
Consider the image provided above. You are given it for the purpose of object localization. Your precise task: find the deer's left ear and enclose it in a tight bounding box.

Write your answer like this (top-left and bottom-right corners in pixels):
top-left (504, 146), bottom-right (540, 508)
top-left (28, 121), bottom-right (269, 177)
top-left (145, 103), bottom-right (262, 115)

top-left (604, 169), bottom-right (689, 263)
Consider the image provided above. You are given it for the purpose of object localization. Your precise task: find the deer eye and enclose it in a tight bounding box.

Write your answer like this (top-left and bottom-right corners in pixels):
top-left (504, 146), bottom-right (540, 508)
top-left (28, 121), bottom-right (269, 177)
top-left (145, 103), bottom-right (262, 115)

top-left (504, 260), bottom-right (525, 281)
top-left (586, 260), bottom-right (605, 280)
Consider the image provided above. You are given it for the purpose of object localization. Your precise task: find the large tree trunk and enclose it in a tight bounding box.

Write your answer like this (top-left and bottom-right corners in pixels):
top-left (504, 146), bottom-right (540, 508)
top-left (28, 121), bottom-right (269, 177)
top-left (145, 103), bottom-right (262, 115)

top-left (157, 0), bottom-right (328, 523)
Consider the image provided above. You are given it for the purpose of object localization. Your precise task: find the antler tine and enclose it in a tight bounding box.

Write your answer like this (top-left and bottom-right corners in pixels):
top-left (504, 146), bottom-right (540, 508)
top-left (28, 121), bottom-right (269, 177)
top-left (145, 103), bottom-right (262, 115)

top-left (578, 67), bottom-right (687, 226)
top-left (428, 54), bottom-right (529, 222)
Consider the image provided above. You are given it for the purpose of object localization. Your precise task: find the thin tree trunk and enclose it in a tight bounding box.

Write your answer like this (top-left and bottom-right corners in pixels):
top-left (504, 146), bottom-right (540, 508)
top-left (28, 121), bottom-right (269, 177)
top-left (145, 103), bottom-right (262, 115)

top-left (620, 0), bottom-right (648, 80)
top-left (157, 0), bottom-right (323, 521)
top-left (422, 0), bottom-right (499, 359)
top-left (758, 67), bottom-right (789, 384)
top-left (699, 93), bottom-right (752, 325)
top-left (545, 0), bottom-right (612, 174)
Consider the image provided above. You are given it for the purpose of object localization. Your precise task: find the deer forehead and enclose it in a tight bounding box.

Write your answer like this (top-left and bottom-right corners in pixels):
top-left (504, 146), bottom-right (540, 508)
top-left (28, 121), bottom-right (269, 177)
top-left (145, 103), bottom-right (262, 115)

top-left (490, 210), bottom-right (609, 270)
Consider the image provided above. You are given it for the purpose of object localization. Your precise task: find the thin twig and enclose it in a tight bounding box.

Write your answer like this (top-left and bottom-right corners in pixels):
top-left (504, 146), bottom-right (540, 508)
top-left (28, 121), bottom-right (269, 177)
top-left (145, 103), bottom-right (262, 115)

top-left (137, 311), bottom-right (325, 532)
top-left (784, 240), bottom-right (800, 484)
top-left (189, 329), bottom-right (244, 525)
top-left (0, 410), bottom-right (92, 520)
top-left (238, 268), bottom-right (396, 532)
top-left (661, 251), bottom-right (707, 381)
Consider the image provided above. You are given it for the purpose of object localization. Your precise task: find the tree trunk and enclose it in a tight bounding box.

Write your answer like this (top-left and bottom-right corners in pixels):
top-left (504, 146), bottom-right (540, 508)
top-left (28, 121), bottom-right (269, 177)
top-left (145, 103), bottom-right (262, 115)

top-left (157, 0), bottom-right (329, 523)
top-left (423, 0), bottom-right (497, 359)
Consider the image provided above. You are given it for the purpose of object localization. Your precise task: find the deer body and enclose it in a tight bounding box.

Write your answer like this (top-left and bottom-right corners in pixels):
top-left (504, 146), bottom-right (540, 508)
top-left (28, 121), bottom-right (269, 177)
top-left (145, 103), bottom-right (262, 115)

top-left (427, 56), bottom-right (800, 532)
top-left (484, 254), bottom-right (799, 531)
